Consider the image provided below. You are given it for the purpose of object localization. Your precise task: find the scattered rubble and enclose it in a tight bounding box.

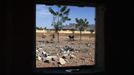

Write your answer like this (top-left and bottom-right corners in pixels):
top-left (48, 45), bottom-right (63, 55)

top-left (36, 36), bottom-right (95, 67)
top-left (36, 45), bottom-right (77, 66)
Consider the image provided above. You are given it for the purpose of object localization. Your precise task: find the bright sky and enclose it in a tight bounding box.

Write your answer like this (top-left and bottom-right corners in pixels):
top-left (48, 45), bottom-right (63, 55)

top-left (36, 4), bottom-right (95, 29)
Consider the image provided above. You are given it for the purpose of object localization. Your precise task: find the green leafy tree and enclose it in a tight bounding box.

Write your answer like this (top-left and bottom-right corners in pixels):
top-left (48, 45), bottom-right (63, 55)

top-left (75, 18), bottom-right (89, 41)
top-left (48, 5), bottom-right (71, 42)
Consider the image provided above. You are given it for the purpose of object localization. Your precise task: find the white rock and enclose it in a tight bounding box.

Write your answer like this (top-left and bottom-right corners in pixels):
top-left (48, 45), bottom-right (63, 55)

top-left (59, 58), bottom-right (66, 65)
top-left (63, 51), bottom-right (66, 54)
top-left (63, 53), bottom-right (68, 57)
top-left (66, 50), bottom-right (70, 54)
top-left (38, 56), bottom-right (42, 61)
top-left (70, 55), bottom-right (76, 58)
top-left (44, 56), bottom-right (58, 62)
top-left (42, 51), bottom-right (50, 57)
top-left (87, 44), bottom-right (90, 47)
top-left (61, 48), bottom-right (64, 51)
top-left (47, 56), bottom-right (57, 59)
top-left (36, 50), bottom-right (39, 52)
top-left (45, 57), bottom-right (51, 61)
top-left (38, 48), bottom-right (43, 50)
top-left (42, 51), bottom-right (47, 55)
top-left (38, 48), bottom-right (44, 52)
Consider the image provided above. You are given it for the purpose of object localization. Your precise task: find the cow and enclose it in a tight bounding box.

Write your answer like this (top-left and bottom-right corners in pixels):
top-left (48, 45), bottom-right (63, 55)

top-left (68, 35), bottom-right (74, 41)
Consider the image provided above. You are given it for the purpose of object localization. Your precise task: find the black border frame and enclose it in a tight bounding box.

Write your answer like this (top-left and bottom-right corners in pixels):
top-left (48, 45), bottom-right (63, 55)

top-left (33, 0), bottom-right (105, 74)
top-left (4, 0), bottom-right (132, 74)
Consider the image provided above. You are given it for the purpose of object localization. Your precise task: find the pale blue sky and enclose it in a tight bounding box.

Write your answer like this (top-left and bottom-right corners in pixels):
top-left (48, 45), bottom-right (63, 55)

top-left (36, 4), bottom-right (95, 29)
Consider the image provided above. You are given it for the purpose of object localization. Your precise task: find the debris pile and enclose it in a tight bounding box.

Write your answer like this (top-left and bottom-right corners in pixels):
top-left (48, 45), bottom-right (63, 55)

top-left (36, 45), bottom-right (77, 66)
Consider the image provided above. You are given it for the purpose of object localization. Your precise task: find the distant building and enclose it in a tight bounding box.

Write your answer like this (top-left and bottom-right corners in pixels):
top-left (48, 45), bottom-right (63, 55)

top-left (46, 23), bottom-right (95, 32)
top-left (86, 24), bottom-right (95, 31)
top-left (62, 23), bottom-right (76, 31)
top-left (62, 23), bottom-right (95, 31)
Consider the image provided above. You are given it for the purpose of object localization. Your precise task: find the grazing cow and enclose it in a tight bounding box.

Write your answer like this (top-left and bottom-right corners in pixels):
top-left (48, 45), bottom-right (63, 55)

top-left (68, 35), bottom-right (74, 41)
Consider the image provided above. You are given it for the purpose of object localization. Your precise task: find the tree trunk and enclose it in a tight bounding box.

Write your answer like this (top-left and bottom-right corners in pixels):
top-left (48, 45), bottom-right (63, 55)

top-left (57, 31), bottom-right (59, 43)
top-left (57, 7), bottom-right (60, 43)
top-left (80, 31), bottom-right (82, 41)
top-left (72, 30), bottom-right (74, 36)
top-left (79, 31), bottom-right (82, 48)
top-left (55, 30), bottom-right (59, 43)
top-left (89, 31), bottom-right (93, 40)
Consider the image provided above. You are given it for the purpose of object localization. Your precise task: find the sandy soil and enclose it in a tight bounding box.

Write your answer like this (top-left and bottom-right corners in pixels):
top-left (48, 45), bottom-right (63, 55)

top-left (36, 31), bottom-right (95, 68)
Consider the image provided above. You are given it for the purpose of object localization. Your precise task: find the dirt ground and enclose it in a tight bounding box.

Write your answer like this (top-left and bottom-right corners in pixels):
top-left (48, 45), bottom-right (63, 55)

top-left (36, 31), bottom-right (95, 68)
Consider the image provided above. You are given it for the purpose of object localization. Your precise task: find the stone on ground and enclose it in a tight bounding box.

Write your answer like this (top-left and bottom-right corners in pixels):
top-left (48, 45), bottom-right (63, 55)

top-left (59, 58), bottom-right (66, 65)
